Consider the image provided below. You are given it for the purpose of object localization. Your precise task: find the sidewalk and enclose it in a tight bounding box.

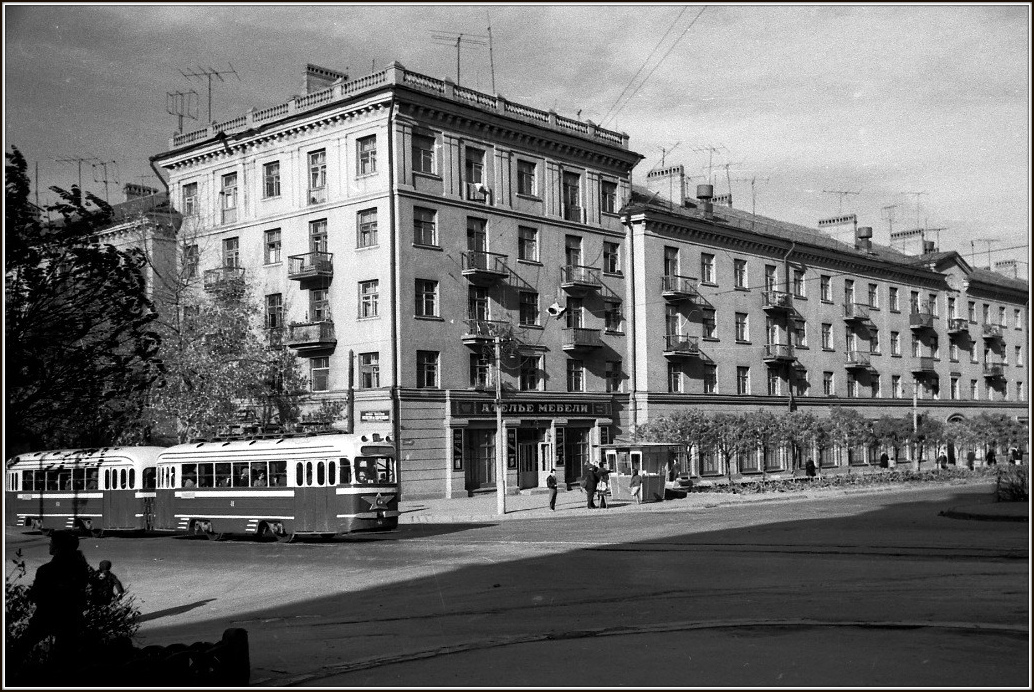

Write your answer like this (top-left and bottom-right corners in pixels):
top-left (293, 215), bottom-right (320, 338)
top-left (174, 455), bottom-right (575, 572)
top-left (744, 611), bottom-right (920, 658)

top-left (397, 480), bottom-right (1029, 524)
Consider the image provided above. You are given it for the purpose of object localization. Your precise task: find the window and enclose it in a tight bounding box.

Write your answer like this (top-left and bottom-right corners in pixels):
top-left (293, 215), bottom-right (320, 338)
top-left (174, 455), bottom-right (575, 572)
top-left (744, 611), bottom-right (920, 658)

top-left (968, 301), bottom-right (976, 322)
top-left (601, 181), bottom-right (618, 214)
top-left (264, 229), bottom-right (281, 264)
top-left (606, 360), bottom-right (622, 393)
top-left (663, 247), bottom-right (679, 277)
top-left (603, 242), bottom-right (621, 274)
top-left (767, 370), bottom-right (781, 396)
top-left (262, 161), bottom-right (281, 198)
top-left (468, 217), bottom-right (488, 252)
top-left (183, 243), bottom-right (199, 278)
top-left (416, 351), bottom-right (439, 388)
top-left (468, 286), bottom-right (489, 321)
top-left (949, 342), bottom-right (959, 361)
top-left (604, 304), bottom-right (623, 332)
top-left (889, 287), bottom-right (899, 311)
top-left (910, 291), bottom-right (920, 314)
top-left (735, 313), bottom-right (749, 342)
top-left (890, 331), bottom-right (900, 356)
top-left (520, 356), bottom-right (541, 391)
top-left (517, 160), bottom-right (536, 196)
top-left (794, 321), bottom-right (807, 348)
top-left (947, 296), bottom-right (956, 319)
top-left (359, 280), bottom-right (379, 318)
top-left (736, 366), bottom-right (751, 395)
top-left (310, 357), bottom-right (330, 392)
top-left (297, 221), bottom-right (323, 257)
top-left (357, 136), bottom-right (377, 175)
top-left (1015, 308), bottom-right (1022, 330)
top-left (566, 359), bottom-right (584, 392)
top-left (308, 150), bottom-right (327, 204)
top-left (220, 173), bottom-right (237, 224)
top-left (265, 293), bottom-right (283, 329)
top-left (970, 344), bottom-right (978, 363)
top-left (357, 208), bottom-right (378, 247)
top-left (892, 375), bottom-right (902, 399)
top-left (470, 353), bottom-right (492, 388)
top-left (667, 362), bottom-right (684, 393)
top-left (823, 371), bottom-right (834, 396)
top-left (871, 374), bottom-right (881, 398)
top-left (564, 235), bottom-right (582, 267)
top-left (928, 293), bottom-right (939, 317)
top-left (793, 269), bottom-right (805, 297)
top-left (412, 133), bottom-right (435, 174)
top-left (931, 335), bottom-right (940, 359)
top-left (465, 147), bottom-right (485, 198)
top-left (359, 353), bottom-right (380, 388)
top-left (518, 227), bottom-right (538, 261)
top-left (703, 365), bottom-right (718, 394)
top-left (998, 306), bottom-right (1006, 326)
top-left (869, 330), bottom-right (880, 354)
top-left (765, 265), bottom-right (777, 291)
top-left (1016, 346), bottom-right (1023, 366)
top-left (666, 305), bottom-right (680, 339)
top-left (821, 323), bottom-right (832, 350)
top-left (969, 379), bottom-right (978, 399)
top-left (820, 275), bottom-right (831, 302)
top-left (950, 376), bottom-right (959, 400)
top-left (702, 308), bottom-right (717, 339)
top-left (182, 182), bottom-right (198, 217)
top-left (222, 237), bottom-right (239, 267)
top-left (566, 297), bottom-right (584, 329)
top-left (845, 327), bottom-right (856, 353)
top-left (309, 289), bottom-right (329, 322)
top-left (1016, 381), bottom-right (1024, 400)
top-left (700, 253), bottom-right (715, 284)
top-left (415, 279), bottom-right (438, 317)
top-left (846, 373), bottom-right (858, 398)
top-left (414, 207), bottom-right (438, 246)
top-left (519, 291), bottom-right (539, 326)
top-left (562, 171), bottom-right (581, 221)
top-left (844, 279), bottom-right (855, 304)
top-left (911, 335), bottom-right (920, 358)
top-left (868, 283), bottom-right (879, 308)
top-left (734, 259), bottom-right (747, 289)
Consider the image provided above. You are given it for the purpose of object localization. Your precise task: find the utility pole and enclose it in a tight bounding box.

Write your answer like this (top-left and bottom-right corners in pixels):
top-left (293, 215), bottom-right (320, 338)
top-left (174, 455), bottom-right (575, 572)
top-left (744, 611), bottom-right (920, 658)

top-left (494, 336), bottom-right (507, 515)
top-left (181, 65), bottom-right (240, 123)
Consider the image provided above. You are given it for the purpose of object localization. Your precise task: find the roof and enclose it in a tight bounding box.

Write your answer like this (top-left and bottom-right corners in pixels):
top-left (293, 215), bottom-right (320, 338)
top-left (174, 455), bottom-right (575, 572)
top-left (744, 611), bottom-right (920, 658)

top-left (913, 249), bottom-right (1029, 293)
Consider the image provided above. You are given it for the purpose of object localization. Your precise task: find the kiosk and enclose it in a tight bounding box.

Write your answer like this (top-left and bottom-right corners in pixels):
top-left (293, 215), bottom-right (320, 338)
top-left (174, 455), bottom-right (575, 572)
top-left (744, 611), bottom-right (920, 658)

top-left (600, 442), bottom-right (683, 503)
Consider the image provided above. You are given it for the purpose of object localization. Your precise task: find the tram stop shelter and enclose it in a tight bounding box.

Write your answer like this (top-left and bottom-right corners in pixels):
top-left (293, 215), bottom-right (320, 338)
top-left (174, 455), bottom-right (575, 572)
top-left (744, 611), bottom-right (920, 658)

top-left (600, 442), bottom-right (683, 503)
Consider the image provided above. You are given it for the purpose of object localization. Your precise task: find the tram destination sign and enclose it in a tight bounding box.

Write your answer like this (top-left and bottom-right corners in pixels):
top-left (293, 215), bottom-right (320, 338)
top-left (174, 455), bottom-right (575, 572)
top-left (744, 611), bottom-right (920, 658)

top-left (452, 400), bottom-right (612, 418)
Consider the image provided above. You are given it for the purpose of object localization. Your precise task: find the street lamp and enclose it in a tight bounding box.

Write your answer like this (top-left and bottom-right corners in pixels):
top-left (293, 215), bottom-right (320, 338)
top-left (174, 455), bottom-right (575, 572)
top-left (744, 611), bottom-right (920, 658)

top-left (494, 335), bottom-right (507, 515)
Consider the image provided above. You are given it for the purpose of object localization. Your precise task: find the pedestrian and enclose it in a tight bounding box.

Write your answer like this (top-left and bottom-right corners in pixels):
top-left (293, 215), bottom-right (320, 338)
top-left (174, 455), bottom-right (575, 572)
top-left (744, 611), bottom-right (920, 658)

top-left (17, 530), bottom-right (91, 660)
top-left (88, 560), bottom-right (125, 607)
top-left (582, 461), bottom-right (599, 509)
top-left (966, 450), bottom-right (976, 470)
top-left (986, 449), bottom-right (997, 466)
top-left (937, 453), bottom-right (948, 469)
top-left (879, 452), bottom-right (889, 468)
top-left (805, 458), bottom-right (817, 477)
top-left (629, 468), bottom-right (643, 504)
top-left (597, 462), bottom-right (611, 509)
top-left (546, 468), bottom-right (558, 511)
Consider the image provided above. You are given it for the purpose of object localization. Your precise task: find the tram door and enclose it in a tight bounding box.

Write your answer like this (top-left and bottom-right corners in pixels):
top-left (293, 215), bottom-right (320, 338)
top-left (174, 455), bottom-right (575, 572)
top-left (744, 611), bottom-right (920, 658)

top-left (294, 461), bottom-right (333, 532)
top-left (518, 443), bottom-right (538, 489)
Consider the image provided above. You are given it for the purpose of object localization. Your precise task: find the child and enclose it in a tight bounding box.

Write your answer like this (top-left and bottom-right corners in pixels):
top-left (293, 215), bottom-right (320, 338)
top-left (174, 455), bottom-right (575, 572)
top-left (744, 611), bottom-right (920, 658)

top-left (90, 559), bottom-right (125, 606)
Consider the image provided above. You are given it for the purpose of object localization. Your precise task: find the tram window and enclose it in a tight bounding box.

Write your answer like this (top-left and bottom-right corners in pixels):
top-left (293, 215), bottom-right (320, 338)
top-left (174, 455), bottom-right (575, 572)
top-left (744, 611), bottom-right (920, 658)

top-left (269, 461), bottom-right (287, 487)
top-left (120, 469), bottom-right (128, 490)
top-left (250, 462), bottom-right (268, 487)
top-left (376, 457), bottom-right (396, 483)
top-left (337, 459), bottom-right (351, 484)
top-left (196, 463), bottom-right (213, 488)
top-left (316, 462), bottom-right (325, 486)
top-left (35, 470), bottom-right (45, 491)
top-left (21, 471), bottom-right (31, 491)
top-left (71, 469), bottom-right (84, 491)
top-left (129, 468), bottom-right (136, 489)
top-left (181, 464), bottom-right (197, 488)
top-left (305, 462), bottom-right (313, 486)
top-left (171, 467), bottom-right (176, 488)
top-left (142, 468), bottom-right (155, 490)
top-left (354, 458), bottom-right (375, 484)
top-left (328, 461), bottom-right (336, 486)
top-left (85, 469), bottom-right (99, 490)
top-left (295, 462), bottom-right (303, 487)
top-left (233, 462), bottom-right (250, 487)
top-left (214, 463), bottom-right (232, 487)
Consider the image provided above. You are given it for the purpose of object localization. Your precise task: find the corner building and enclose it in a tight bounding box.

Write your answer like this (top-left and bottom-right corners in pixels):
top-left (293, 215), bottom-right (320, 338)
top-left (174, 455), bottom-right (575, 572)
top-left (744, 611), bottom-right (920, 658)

top-left (153, 63), bottom-right (642, 499)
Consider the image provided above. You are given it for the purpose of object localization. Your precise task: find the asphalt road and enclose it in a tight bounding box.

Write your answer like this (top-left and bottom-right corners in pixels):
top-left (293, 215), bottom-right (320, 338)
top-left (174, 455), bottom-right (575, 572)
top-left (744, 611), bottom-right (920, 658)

top-left (5, 484), bottom-right (1029, 687)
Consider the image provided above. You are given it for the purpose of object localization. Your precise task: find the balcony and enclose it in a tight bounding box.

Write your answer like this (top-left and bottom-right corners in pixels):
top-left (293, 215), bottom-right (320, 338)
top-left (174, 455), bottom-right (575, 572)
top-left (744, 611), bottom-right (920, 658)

top-left (287, 252), bottom-right (333, 284)
top-left (663, 334), bottom-right (700, 358)
top-left (982, 324), bottom-right (1005, 343)
top-left (560, 264), bottom-right (602, 294)
top-left (761, 290), bottom-right (794, 313)
top-left (844, 350), bottom-right (873, 370)
top-left (284, 321), bottom-right (336, 353)
top-left (911, 356), bottom-right (937, 376)
top-left (661, 275), bottom-right (699, 301)
top-left (983, 362), bottom-right (1005, 380)
top-left (562, 204), bottom-right (584, 223)
top-left (461, 251), bottom-right (509, 285)
top-left (762, 343), bottom-right (795, 364)
top-left (843, 303), bottom-right (872, 324)
top-left (461, 319), bottom-right (512, 348)
top-left (561, 327), bottom-right (603, 352)
top-left (307, 187), bottom-right (327, 205)
top-left (909, 310), bottom-right (935, 331)
top-left (946, 318), bottom-right (969, 337)
top-left (203, 266), bottom-right (245, 292)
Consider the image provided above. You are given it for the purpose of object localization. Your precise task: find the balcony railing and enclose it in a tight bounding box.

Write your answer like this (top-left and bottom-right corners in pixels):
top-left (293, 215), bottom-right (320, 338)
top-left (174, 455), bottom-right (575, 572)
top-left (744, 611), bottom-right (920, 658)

top-left (562, 327), bottom-right (603, 351)
top-left (982, 324), bottom-right (1004, 341)
top-left (663, 334), bottom-right (700, 357)
top-left (462, 319), bottom-right (512, 346)
top-left (284, 321), bottom-right (336, 352)
top-left (947, 318), bottom-right (969, 336)
top-left (844, 350), bottom-right (872, 369)
top-left (203, 265), bottom-right (246, 291)
top-left (762, 343), bottom-right (795, 363)
top-left (911, 356), bottom-right (936, 374)
top-left (762, 290), bottom-right (793, 312)
top-left (461, 251), bottom-right (509, 284)
top-left (560, 264), bottom-right (602, 292)
top-left (307, 187), bottom-right (327, 205)
top-left (562, 204), bottom-right (584, 223)
top-left (909, 311), bottom-right (935, 330)
top-left (983, 362), bottom-right (1005, 379)
top-left (287, 252), bottom-right (334, 282)
top-left (843, 303), bottom-right (872, 323)
top-left (661, 275), bottom-right (699, 301)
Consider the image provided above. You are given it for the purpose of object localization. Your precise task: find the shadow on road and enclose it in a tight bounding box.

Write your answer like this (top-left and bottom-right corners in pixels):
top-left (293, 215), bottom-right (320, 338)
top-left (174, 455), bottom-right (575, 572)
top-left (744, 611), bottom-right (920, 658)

top-left (138, 598), bottom-right (218, 623)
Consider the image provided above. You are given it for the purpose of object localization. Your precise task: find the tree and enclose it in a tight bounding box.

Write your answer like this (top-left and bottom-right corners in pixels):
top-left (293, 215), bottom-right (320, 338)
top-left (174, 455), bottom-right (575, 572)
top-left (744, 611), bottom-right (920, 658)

top-left (743, 409), bottom-right (779, 480)
top-left (775, 409), bottom-right (819, 472)
top-left (706, 412), bottom-right (755, 482)
top-left (5, 147), bottom-right (163, 450)
top-left (827, 407), bottom-right (875, 466)
top-left (872, 414), bottom-right (911, 463)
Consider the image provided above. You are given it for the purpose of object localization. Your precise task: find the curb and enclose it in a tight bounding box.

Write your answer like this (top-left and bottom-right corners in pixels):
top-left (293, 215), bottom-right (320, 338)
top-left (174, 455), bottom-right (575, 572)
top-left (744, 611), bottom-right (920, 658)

top-left (938, 508), bottom-right (1028, 523)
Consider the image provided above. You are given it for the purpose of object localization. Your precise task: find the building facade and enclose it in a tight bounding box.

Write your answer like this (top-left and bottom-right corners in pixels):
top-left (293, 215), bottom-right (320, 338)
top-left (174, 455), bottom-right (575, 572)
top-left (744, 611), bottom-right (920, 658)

top-left (153, 63), bottom-right (1028, 500)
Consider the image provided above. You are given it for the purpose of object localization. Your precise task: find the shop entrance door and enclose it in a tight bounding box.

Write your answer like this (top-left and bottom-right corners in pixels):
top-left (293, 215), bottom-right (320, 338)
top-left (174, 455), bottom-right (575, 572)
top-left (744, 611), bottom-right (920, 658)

top-left (518, 443), bottom-right (538, 489)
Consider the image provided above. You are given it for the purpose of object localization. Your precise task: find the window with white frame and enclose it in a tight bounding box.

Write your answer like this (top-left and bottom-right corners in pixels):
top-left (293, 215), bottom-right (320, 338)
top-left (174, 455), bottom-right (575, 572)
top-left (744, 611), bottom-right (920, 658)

top-left (820, 275), bottom-right (831, 302)
top-left (222, 236), bottom-right (239, 267)
top-left (265, 293), bottom-right (283, 329)
top-left (767, 369), bottom-right (780, 396)
top-left (734, 259), bottom-right (747, 289)
top-left (603, 241), bottom-right (621, 274)
top-left (970, 379), bottom-right (978, 399)
top-left (703, 364), bottom-right (718, 394)
top-left (868, 283), bottom-right (879, 308)
top-left (765, 265), bottom-right (777, 291)
top-left (412, 133), bottom-right (436, 175)
top-left (469, 353), bottom-right (492, 388)
top-left (999, 306), bottom-right (1006, 326)
top-left (308, 150), bottom-right (326, 204)
top-left (605, 303), bottom-right (623, 332)
top-left (846, 373), bottom-right (858, 398)
top-left (465, 147), bottom-right (485, 196)
top-left (414, 206), bottom-right (438, 246)
top-left (264, 229), bottom-right (281, 264)
top-left (1016, 346), bottom-right (1023, 366)
top-left (736, 366), bottom-right (751, 395)
top-left (844, 279), bottom-right (855, 304)
top-left (889, 286), bottom-right (899, 311)
top-left (601, 180), bottom-right (618, 214)
top-left (794, 320), bottom-right (807, 348)
top-left (663, 247), bottom-right (679, 277)
top-left (520, 356), bottom-right (541, 391)
top-left (220, 173), bottom-right (237, 224)
top-left (416, 351), bottom-right (439, 388)
top-left (1015, 308), bottom-right (1022, 330)
top-left (357, 136), bottom-right (377, 176)
top-left (359, 352), bottom-right (380, 388)
top-left (950, 376), bottom-right (959, 400)
top-left (516, 160), bottom-right (536, 196)
top-left (949, 341), bottom-right (959, 361)
top-left (519, 291), bottom-right (539, 326)
top-left (892, 375), bottom-right (902, 398)
top-left (263, 161), bottom-right (281, 198)
top-left (309, 289), bottom-right (329, 322)
top-left (823, 371), bottom-right (834, 396)
top-left (183, 243), bottom-right (199, 278)
top-left (700, 253), bottom-right (715, 284)
top-left (561, 171), bottom-right (581, 221)
top-left (871, 374), bottom-right (881, 398)
top-left (821, 323), bottom-right (832, 350)
top-left (947, 296), bottom-right (956, 319)
top-left (702, 308), bottom-right (717, 339)
top-left (566, 359), bottom-right (584, 392)
top-left (415, 279), bottom-right (438, 317)
top-left (1016, 381), bottom-right (1024, 400)
top-left (667, 362), bottom-right (684, 393)
top-left (606, 360), bottom-right (622, 393)
top-left (182, 182), bottom-right (198, 217)
top-left (869, 330), bottom-right (880, 354)
top-left (518, 226), bottom-right (538, 261)
top-left (357, 208), bottom-right (378, 247)
top-left (890, 331), bottom-right (901, 356)
top-left (468, 286), bottom-right (489, 321)
top-left (735, 312), bottom-right (749, 342)
top-left (310, 357), bottom-right (330, 392)
top-left (359, 280), bottom-right (379, 318)
top-left (793, 269), bottom-right (805, 297)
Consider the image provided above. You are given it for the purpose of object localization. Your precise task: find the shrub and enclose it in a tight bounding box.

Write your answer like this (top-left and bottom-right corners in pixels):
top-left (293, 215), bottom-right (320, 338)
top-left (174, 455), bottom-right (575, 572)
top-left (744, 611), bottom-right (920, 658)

top-left (994, 465), bottom-right (1029, 502)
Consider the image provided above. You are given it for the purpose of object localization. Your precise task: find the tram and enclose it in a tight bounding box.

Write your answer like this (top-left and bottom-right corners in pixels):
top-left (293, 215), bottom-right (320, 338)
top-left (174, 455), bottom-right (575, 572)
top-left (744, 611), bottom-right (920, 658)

top-left (5, 447), bottom-right (165, 535)
top-left (153, 432), bottom-right (399, 541)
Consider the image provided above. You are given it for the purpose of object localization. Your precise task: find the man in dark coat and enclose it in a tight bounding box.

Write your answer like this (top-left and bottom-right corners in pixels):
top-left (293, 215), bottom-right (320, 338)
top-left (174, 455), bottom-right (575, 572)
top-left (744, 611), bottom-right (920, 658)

top-left (582, 461), bottom-right (599, 509)
top-left (19, 530), bottom-right (91, 660)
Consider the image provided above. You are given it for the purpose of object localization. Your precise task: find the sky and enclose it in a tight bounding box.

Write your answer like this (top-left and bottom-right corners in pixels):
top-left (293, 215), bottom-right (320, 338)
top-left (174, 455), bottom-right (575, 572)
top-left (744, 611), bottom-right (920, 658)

top-left (4, 3), bottom-right (1030, 274)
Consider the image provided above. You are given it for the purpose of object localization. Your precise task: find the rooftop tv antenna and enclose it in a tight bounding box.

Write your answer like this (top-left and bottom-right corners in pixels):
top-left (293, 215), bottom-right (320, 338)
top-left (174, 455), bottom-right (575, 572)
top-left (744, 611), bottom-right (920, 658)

top-left (720, 160), bottom-right (745, 198)
top-left (91, 160), bottom-right (120, 203)
top-left (732, 174), bottom-right (770, 216)
top-left (55, 155), bottom-right (100, 195)
top-left (691, 144), bottom-right (729, 185)
top-left (881, 204), bottom-right (898, 235)
top-left (903, 191), bottom-right (927, 230)
top-left (181, 64), bottom-right (240, 123)
top-left (167, 89), bottom-right (199, 134)
top-left (486, 11), bottom-right (497, 93)
top-left (822, 189), bottom-right (861, 214)
top-left (430, 31), bottom-right (488, 86)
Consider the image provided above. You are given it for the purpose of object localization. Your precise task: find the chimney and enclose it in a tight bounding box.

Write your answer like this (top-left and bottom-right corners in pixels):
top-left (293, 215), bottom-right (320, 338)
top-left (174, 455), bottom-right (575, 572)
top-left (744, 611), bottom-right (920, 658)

top-left (854, 226), bottom-right (873, 252)
top-left (646, 165), bottom-right (686, 207)
top-left (994, 259), bottom-right (1018, 279)
top-left (696, 183), bottom-right (714, 219)
top-left (124, 182), bottom-right (159, 202)
top-left (712, 193), bottom-right (733, 208)
top-left (922, 240), bottom-right (936, 254)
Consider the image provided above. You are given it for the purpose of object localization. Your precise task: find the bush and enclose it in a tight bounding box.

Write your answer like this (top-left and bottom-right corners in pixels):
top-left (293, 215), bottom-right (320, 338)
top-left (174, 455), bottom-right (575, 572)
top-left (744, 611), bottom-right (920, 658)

top-left (700, 466), bottom-right (999, 495)
top-left (994, 465), bottom-right (1029, 502)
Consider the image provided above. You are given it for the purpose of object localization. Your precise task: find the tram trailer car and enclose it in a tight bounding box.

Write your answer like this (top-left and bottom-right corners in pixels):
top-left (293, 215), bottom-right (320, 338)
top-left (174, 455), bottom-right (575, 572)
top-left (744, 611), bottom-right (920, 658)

top-left (154, 433), bottom-right (400, 541)
top-left (5, 447), bottom-right (165, 535)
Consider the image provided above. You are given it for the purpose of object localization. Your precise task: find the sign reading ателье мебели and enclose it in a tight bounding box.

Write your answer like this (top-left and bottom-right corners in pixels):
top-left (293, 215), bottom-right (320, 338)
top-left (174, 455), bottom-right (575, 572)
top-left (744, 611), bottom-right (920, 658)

top-left (451, 400), bottom-right (612, 417)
